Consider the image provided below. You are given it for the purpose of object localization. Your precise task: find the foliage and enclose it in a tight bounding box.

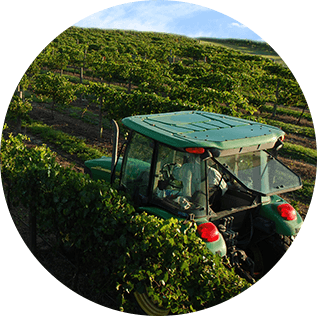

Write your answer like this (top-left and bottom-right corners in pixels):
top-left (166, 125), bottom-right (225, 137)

top-left (114, 215), bottom-right (248, 313)
top-left (33, 71), bottom-right (77, 117)
top-left (260, 104), bottom-right (312, 121)
top-left (27, 27), bottom-right (307, 122)
top-left (99, 88), bottom-right (203, 121)
top-left (265, 118), bottom-right (315, 139)
top-left (1, 133), bottom-right (249, 313)
top-left (27, 120), bottom-right (108, 161)
top-left (7, 95), bottom-right (32, 121)
top-left (280, 143), bottom-right (317, 165)
top-left (0, 132), bottom-right (60, 211)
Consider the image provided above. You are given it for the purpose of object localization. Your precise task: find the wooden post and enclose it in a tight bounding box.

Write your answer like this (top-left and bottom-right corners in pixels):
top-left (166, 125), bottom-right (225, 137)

top-left (80, 67), bottom-right (84, 83)
top-left (99, 99), bottom-right (103, 141)
top-left (29, 211), bottom-right (37, 256)
top-left (128, 80), bottom-right (132, 94)
top-left (16, 85), bottom-right (23, 133)
top-left (271, 79), bottom-right (280, 118)
top-left (297, 104), bottom-right (308, 125)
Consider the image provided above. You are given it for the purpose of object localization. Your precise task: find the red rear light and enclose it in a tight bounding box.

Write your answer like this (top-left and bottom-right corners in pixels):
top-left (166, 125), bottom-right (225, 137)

top-left (185, 147), bottom-right (205, 154)
top-left (277, 204), bottom-right (297, 221)
top-left (197, 222), bottom-right (220, 242)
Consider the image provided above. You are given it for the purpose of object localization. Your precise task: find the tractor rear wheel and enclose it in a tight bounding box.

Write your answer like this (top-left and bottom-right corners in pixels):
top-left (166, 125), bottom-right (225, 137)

top-left (134, 291), bottom-right (170, 316)
top-left (247, 234), bottom-right (292, 279)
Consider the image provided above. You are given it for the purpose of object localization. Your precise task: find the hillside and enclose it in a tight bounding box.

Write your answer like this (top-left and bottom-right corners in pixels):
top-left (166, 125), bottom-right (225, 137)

top-left (197, 37), bottom-right (285, 65)
top-left (28, 27), bottom-right (305, 113)
top-left (9, 25), bottom-right (315, 213)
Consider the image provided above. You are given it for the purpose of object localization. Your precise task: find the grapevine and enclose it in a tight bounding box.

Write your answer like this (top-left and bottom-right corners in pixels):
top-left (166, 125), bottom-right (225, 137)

top-left (25, 26), bottom-right (307, 122)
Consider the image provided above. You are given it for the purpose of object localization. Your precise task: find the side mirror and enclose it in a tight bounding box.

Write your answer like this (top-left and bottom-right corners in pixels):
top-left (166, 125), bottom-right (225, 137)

top-left (204, 148), bottom-right (220, 159)
top-left (272, 139), bottom-right (284, 157)
top-left (275, 139), bottom-right (284, 151)
top-left (201, 150), bottom-right (212, 160)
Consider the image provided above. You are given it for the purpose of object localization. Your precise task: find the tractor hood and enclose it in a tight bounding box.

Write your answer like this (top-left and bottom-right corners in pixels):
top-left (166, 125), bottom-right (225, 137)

top-left (122, 111), bottom-right (284, 156)
top-left (85, 156), bottom-right (123, 182)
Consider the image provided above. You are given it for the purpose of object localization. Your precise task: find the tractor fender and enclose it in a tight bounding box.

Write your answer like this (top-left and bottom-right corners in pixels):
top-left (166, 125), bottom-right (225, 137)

top-left (84, 156), bottom-right (122, 182)
top-left (204, 233), bottom-right (227, 257)
top-left (259, 197), bottom-right (303, 236)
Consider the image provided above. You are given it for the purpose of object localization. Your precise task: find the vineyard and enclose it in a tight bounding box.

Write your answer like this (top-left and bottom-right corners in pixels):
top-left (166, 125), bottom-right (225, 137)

top-left (17, 27), bottom-right (308, 117)
top-left (2, 26), bottom-right (316, 313)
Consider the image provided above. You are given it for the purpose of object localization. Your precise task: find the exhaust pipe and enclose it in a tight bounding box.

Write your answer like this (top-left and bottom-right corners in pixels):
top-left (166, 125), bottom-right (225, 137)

top-left (110, 119), bottom-right (119, 184)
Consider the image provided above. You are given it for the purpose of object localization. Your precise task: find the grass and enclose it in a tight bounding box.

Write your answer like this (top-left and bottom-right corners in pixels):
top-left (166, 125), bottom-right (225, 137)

top-left (27, 120), bottom-right (108, 161)
top-left (198, 38), bottom-right (285, 65)
top-left (265, 118), bottom-right (315, 139)
top-left (54, 103), bottom-right (112, 129)
top-left (260, 104), bottom-right (312, 121)
top-left (280, 142), bottom-right (317, 165)
top-left (286, 179), bottom-right (315, 213)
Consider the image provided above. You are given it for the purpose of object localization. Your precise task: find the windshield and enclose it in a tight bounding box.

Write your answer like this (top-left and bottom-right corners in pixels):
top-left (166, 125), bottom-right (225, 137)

top-left (214, 150), bottom-right (302, 195)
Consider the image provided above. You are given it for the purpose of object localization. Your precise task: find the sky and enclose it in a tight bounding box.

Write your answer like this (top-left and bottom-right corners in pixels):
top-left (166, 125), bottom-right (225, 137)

top-left (74, 1), bottom-right (262, 40)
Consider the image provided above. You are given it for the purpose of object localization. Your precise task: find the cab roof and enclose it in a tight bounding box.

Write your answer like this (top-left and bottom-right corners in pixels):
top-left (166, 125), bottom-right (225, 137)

top-left (122, 111), bottom-right (284, 155)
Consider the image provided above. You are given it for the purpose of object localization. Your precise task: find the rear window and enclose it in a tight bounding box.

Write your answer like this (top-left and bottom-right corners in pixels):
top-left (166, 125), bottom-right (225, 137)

top-left (215, 151), bottom-right (302, 195)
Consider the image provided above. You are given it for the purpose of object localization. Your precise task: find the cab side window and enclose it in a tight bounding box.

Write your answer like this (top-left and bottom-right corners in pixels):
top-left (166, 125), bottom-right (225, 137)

top-left (121, 133), bottom-right (154, 197)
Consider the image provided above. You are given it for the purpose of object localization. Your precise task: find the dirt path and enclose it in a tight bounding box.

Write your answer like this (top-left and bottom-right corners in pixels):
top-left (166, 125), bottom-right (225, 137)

top-left (29, 103), bottom-right (125, 155)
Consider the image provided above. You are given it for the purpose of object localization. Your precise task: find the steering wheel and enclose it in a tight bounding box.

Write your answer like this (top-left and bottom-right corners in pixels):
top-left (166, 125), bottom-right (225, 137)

top-left (161, 162), bottom-right (176, 180)
top-left (158, 163), bottom-right (182, 191)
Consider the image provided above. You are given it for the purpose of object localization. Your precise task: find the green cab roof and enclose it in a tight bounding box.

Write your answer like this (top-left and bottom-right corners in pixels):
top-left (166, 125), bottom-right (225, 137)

top-left (122, 111), bottom-right (284, 155)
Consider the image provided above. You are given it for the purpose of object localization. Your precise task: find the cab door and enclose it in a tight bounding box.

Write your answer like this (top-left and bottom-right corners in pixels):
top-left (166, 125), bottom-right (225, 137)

top-left (120, 132), bottom-right (155, 200)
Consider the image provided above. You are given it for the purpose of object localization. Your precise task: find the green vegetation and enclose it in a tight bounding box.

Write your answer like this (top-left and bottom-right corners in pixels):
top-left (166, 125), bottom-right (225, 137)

top-left (8, 96), bottom-right (32, 119)
top-left (10, 25), bottom-right (313, 219)
top-left (197, 37), bottom-right (284, 65)
top-left (27, 120), bottom-right (108, 161)
top-left (33, 71), bottom-right (78, 118)
top-left (1, 132), bottom-right (249, 313)
top-left (3, 27), bottom-right (314, 313)
top-left (265, 119), bottom-right (315, 139)
top-left (280, 143), bottom-right (317, 165)
top-left (23, 26), bottom-right (306, 122)
top-left (260, 104), bottom-right (312, 121)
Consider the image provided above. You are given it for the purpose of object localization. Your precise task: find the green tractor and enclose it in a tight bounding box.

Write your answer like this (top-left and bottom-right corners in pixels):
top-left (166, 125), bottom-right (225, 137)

top-left (84, 110), bottom-right (302, 313)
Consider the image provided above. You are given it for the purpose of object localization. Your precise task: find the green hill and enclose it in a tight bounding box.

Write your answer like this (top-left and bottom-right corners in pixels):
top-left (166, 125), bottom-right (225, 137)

top-left (28, 27), bottom-right (306, 121)
top-left (197, 37), bottom-right (285, 65)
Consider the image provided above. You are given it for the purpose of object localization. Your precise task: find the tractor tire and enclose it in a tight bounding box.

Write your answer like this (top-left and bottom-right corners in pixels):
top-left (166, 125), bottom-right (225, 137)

top-left (134, 291), bottom-right (170, 316)
top-left (258, 234), bottom-right (293, 276)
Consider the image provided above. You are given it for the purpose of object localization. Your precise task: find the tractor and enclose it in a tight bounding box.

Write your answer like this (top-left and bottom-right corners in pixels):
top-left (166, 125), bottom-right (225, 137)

top-left (84, 110), bottom-right (303, 313)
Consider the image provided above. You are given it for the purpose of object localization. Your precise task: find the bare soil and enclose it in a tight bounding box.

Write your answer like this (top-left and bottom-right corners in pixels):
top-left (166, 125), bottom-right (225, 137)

top-left (274, 113), bottom-right (314, 128)
top-left (286, 133), bottom-right (316, 149)
top-left (30, 103), bottom-right (118, 153)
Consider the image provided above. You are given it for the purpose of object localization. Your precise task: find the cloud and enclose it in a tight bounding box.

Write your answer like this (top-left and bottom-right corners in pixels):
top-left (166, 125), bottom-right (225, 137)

top-left (74, 1), bottom-right (262, 40)
top-left (230, 22), bottom-right (247, 28)
top-left (75, 1), bottom-right (210, 33)
top-left (186, 30), bottom-right (214, 38)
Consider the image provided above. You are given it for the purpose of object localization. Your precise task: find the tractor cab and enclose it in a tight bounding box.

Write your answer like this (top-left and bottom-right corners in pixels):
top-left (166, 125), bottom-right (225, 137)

top-left (118, 111), bottom-right (301, 216)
